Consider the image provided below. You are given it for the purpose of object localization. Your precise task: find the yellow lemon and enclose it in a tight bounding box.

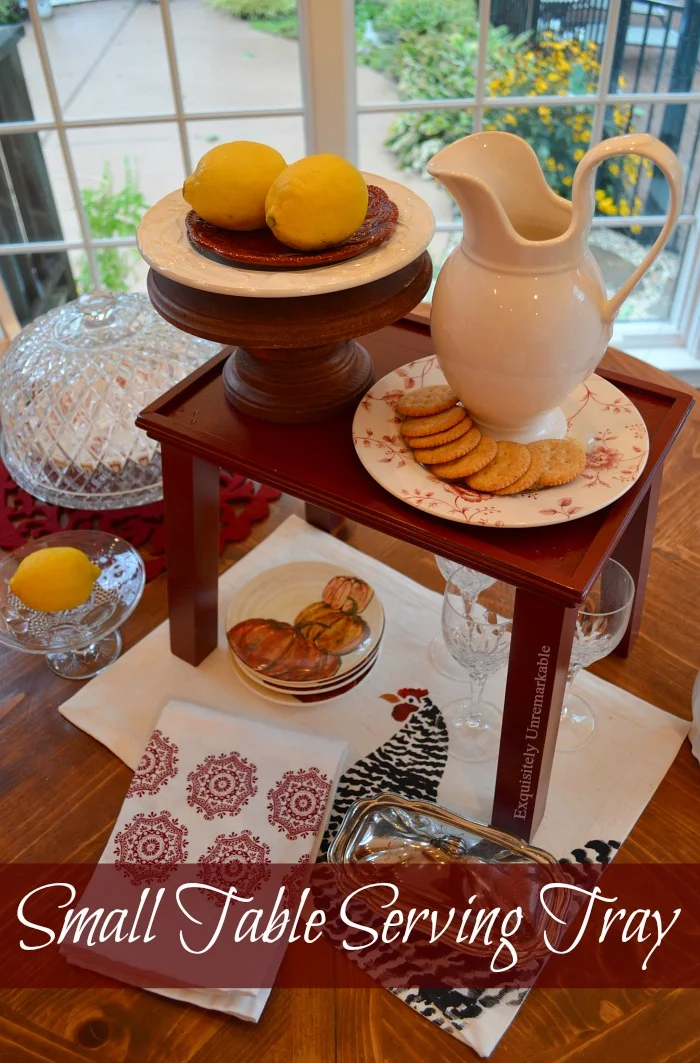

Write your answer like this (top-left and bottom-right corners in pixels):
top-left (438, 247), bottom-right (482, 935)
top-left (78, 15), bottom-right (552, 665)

top-left (183, 141), bottom-right (287, 230)
top-left (10, 547), bottom-right (101, 613)
top-left (265, 154), bottom-right (368, 251)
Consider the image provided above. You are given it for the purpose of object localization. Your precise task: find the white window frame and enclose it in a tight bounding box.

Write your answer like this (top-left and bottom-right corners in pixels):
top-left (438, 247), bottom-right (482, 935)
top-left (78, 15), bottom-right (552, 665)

top-left (1, 0), bottom-right (699, 378)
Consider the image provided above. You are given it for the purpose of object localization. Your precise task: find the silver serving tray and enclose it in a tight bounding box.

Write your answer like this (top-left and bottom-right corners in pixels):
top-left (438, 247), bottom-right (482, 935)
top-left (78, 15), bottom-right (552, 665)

top-left (327, 793), bottom-right (569, 962)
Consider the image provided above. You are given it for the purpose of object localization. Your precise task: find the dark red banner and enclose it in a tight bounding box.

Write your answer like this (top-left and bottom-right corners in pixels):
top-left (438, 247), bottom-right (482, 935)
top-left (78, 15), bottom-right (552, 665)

top-left (1, 862), bottom-right (698, 990)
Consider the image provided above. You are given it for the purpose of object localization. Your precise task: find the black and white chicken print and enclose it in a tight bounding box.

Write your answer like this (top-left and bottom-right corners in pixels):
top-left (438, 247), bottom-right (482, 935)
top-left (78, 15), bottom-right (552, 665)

top-left (320, 687), bottom-right (449, 856)
top-left (318, 686), bottom-right (624, 1050)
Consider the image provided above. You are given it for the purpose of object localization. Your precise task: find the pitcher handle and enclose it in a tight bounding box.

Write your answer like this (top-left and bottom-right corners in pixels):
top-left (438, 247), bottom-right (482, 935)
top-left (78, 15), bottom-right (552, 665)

top-left (571, 133), bottom-right (684, 322)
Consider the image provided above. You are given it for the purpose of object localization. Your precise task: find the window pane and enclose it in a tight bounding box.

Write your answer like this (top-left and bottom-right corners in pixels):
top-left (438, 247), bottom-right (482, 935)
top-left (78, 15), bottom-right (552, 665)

top-left (607, 1), bottom-right (689, 96)
top-left (41, 1), bottom-right (174, 121)
top-left (0, 131), bottom-right (73, 244)
top-left (485, 24), bottom-right (603, 98)
top-left (172, 0), bottom-right (302, 112)
top-left (602, 102), bottom-right (700, 216)
top-left (65, 123), bottom-right (184, 292)
top-left (9, 20), bottom-right (52, 123)
top-left (187, 116), bottom-right (305, 174)
top-left (356, 0), bottom-right (478, 105)
top-left (591, 222), bottom-right (690, 322)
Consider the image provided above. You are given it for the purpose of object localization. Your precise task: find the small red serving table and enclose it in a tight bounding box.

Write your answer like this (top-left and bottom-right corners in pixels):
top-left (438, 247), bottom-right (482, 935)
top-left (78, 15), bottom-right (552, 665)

top-left (137, 314), bottom-right (693, 842)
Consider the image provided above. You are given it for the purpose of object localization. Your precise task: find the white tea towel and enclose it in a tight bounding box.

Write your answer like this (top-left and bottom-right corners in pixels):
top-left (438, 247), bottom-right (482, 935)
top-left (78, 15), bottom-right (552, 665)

top-left (64, 698), bottom-right (347, 1020)
top-left (61, 515), bottom-right (689, 1054)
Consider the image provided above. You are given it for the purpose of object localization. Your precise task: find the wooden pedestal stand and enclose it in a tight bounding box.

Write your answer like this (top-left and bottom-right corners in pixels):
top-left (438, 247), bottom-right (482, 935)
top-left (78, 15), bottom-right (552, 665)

top-left (147, 254), bottom-right (431, 423)
top-left (137, 318), bottom-right (693, 842)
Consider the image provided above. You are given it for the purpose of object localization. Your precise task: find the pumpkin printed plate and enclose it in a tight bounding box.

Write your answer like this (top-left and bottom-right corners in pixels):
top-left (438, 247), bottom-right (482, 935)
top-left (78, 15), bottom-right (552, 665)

top-left (229, 647), bottom-right (379, 705)
top-left (352, 357), bottom-right (650, 530)
top-left (225, 562), bottom-right (384, 689)
top-left (236, 637), bottom-right (382, 691)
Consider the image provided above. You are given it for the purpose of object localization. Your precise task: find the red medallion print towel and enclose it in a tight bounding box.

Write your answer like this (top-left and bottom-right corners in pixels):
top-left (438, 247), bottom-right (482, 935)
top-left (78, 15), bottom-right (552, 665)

top-left (63, 699), bottom-right (348, 1020)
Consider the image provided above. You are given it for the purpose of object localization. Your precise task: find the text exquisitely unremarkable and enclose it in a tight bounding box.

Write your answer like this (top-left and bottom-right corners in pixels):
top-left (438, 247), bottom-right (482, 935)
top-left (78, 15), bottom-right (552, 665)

top-left (514, 643), bottom-right (551, 821)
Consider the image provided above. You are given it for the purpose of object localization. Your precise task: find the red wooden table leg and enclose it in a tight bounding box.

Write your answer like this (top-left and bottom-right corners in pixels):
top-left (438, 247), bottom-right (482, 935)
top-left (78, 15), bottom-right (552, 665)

top-left (491, 589), bottom-right (577, 842)
top-left (161, 443), bottom-right (220, 666)
top-left (611, 473), bottom-right (662, 658)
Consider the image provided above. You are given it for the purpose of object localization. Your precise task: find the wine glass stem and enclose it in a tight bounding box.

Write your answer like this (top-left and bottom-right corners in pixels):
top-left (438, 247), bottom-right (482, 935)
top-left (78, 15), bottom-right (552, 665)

top-left (468, 673), bottom-right (488, 721)
top-left (561, 666), bottom-right (579, 720)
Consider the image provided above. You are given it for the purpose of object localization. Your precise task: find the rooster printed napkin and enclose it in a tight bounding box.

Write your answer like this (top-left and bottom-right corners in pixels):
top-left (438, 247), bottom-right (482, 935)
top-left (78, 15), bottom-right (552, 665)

top-left (64, 698), bottom-right (348, 1019)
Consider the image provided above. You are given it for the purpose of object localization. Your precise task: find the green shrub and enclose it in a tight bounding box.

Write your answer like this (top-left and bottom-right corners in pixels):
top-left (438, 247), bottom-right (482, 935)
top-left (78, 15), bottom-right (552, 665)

top-left (366, 0), bottom-right (642, 218)
top-left (78, 160), bottom-right (149, 293)
top-left (0, 0), bottom-right (23, 25)
top-left (205, 0), bottom-right (297, 20)
top-left (362, 0), bottom-right (525, 177)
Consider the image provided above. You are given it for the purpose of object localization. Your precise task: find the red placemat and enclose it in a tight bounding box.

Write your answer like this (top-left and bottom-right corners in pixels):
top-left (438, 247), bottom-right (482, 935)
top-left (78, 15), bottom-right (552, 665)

top-left (0, 461), bottom-right (280, 582)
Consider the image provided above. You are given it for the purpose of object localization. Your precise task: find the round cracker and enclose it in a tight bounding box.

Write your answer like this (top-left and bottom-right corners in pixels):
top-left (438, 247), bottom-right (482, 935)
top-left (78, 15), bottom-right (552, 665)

top-left (432, 435), bottom-right (497, 479)
top-left (400, 406), bottom-right (467, 438)
top-left (528, 437), bottom-right (587, 488)
top-left (396, 385), bottom-right (459, 419)
top-left (466, 440), bottom-right (531, 492)
top-left (403, 418), bottom-right (473, 448)
top-left (493, 446), bottom-right (544, 495)
top-left (413, 426), bottom-right (481, 465)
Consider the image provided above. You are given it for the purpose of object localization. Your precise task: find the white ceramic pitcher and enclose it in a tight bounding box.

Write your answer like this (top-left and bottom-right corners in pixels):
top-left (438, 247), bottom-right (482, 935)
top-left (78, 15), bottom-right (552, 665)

top-left (428, 132), bottom-right (684, 441)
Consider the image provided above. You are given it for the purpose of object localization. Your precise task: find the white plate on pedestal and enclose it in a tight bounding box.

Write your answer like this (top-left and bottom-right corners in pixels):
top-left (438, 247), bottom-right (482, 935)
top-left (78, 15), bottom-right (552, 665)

top-left (352, 356), bottom-right (649, 530)
top-left (137, 173), bottom-right (435, 299)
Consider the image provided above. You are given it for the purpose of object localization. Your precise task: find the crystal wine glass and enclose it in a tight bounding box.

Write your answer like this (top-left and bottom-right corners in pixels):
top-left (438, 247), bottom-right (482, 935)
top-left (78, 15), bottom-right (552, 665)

top-left (0, 530), bottom-right (145, 680)
top-left (557, 558), bottom-right (635, 751)
top-left (441, 573), bottom-right (515, 761)
top-left (429, 554), bottom-right (497, 680)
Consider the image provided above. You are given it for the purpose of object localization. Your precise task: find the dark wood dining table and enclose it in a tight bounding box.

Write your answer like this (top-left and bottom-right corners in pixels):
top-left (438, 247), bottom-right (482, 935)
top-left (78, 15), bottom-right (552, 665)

top-left (0, 324), bottom-right (698, 1063)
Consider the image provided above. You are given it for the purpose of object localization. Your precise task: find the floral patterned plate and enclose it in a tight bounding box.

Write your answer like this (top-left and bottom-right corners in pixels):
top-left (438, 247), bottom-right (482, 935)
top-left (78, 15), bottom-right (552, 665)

top-left (352, 357), bottom-right (649, 529)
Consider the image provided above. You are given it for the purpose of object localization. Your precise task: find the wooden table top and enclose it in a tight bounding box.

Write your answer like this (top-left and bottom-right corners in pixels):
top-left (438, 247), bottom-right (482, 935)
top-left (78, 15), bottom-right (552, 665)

top-left (0, 338), bottom-right (699, 1063)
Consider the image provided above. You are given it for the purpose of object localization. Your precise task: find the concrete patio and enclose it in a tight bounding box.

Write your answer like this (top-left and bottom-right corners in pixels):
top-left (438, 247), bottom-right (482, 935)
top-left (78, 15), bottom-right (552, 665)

top-left (15, 0), bottom-right (453, 287)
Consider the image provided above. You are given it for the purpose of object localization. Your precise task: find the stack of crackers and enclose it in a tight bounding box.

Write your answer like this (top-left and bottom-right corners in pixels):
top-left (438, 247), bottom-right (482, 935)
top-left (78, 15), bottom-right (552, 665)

top-left (396, 386), bottom-right (587, 495)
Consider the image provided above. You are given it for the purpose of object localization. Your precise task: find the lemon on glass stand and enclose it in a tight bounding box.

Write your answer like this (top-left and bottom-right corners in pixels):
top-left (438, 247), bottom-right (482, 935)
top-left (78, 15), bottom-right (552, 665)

top-left (0, 531), bottom-right (145, 680)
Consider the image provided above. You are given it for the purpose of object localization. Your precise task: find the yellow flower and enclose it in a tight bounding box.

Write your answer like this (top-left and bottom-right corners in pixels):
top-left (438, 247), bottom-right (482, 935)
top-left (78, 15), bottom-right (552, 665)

top-left (608, 162), bottom-right (620, 177)
top-left (538, 106), bottom-right (551, 122)
top-left (618, 75), bottom-right (627, 88)
top-left (548, 72), bottom-right (559, 82)
top-left (619, 198), bottom-right (630, 216)
top-left (631, 224), bottom-right (642, 234)
top-left (574, 148), bottom-right (585, 161)
top-left (580, 129), bottom-right (591, 143)
top-left (546, 157), bottom-right (557, 172)
top-left (563, 175), bottom-right (573, 186)
top-left (595, 189), bottom-right (605, 201)
top-left (503, 112), bottom-right (517, 126)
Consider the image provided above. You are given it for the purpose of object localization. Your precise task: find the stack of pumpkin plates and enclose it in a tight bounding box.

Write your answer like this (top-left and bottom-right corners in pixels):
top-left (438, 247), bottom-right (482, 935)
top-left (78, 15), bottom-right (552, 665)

top-left (225, 561), bottom-right (384, 705)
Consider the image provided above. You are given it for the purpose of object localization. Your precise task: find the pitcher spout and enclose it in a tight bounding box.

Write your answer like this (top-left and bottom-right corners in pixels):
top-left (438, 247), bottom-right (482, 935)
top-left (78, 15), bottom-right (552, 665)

top-left (428, 132), bottom-right (576, 270)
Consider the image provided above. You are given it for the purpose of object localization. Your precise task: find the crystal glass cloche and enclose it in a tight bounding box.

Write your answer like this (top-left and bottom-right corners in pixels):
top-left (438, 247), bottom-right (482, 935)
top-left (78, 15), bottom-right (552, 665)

top-left (0, 292), bottom-right (219, 509)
